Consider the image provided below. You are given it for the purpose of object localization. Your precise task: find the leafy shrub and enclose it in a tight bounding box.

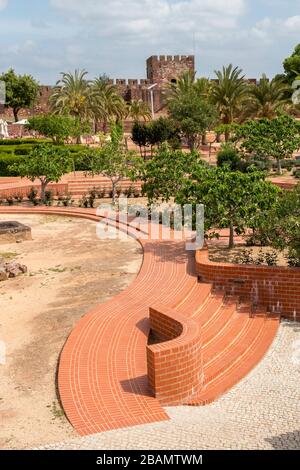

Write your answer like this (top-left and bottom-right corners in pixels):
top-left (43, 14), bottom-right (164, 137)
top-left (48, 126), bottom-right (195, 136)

top-left (0, 154), bottom-right (28, 176)
top-left (217, 144), bottom-right (241, 170)
top-left (293, 168), bottom-right (300, 179)
top-left (287, 250), bottom-right (300, 268)
top-left (44, 190), bottom-right (54, 206)
top-left (57, 193), bottom-right (73, 207)
top-left (6, 196), bottom-right (14, 206)
top-left (27, 187), bottom-right (39, 206)
top-left (234, 248), bottom-right (278, 266)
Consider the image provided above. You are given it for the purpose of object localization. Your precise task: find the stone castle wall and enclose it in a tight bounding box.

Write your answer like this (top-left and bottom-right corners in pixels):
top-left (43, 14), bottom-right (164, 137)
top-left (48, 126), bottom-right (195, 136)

top-left (0, 56), bottom-right (196, 120)
top-left (0, 55), bottom-right (261, 121)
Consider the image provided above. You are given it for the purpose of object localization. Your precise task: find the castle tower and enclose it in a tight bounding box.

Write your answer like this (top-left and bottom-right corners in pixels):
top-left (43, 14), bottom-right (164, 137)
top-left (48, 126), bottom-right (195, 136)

top-left (146, 55), bottom-right (195, 86)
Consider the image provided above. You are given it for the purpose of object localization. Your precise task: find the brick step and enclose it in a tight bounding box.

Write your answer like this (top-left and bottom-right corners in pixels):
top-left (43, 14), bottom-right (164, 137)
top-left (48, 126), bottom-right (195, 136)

top-left (188, 316), bottom-right (279, 405)
top-left (201, 315), bottom-right (264, 385)
top-left (200, 301), bottom-right (238, 346)
top-left (173, 282), bottom-right (213, 315)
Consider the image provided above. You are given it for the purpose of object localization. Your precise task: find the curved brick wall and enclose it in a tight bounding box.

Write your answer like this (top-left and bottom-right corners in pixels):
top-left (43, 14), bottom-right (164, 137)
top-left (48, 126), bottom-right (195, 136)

top-left (196, 246), bottom-right (300, 321)
top-left (147, 304), bottom-right (203, 406)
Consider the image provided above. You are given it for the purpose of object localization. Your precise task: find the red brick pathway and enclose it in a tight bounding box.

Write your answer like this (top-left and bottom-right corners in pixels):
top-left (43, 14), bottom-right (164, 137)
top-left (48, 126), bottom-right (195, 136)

top-left (0, 207), bottom-right (280, 436)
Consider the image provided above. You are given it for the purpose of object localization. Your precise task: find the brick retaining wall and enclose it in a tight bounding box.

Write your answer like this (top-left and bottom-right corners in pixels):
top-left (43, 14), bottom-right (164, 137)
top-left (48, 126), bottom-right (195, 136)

top-left (196, 246), bottom-right (300, 321)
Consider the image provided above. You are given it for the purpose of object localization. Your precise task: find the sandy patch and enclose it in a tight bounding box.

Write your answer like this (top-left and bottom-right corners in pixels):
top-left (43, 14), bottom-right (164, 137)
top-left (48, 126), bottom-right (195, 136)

top-left (0, 214), bottom-right (143, 450)
top-left (208, 245), bottom-right (288, 267)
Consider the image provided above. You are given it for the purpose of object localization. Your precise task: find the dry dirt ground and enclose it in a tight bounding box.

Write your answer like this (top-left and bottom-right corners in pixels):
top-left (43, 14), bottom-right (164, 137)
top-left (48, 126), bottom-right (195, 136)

top-left (208, 245), bottom-right (289, 267)
top-left (0, 214), bottom-right (143, 450)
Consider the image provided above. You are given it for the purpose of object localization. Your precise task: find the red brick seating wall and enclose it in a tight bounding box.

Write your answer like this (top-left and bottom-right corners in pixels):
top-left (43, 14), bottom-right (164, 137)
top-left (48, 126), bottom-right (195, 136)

top-left (147, 304), bottom-right (203, 406)
top-left (196, 246), bottom-right (300, 321)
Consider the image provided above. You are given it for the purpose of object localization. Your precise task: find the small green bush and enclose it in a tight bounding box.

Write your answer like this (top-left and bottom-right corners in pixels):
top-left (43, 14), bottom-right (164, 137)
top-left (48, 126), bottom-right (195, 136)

top-left (217, 144), bottom-right (241, 170)
top-left (293, 168), bottom-right (300, 179)
top-left (0, 154), bottom-right (28, 176)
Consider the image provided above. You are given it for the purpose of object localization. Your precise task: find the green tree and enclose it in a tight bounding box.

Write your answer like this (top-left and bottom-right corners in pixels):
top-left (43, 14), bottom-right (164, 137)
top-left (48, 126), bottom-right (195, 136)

top-left (264, 184), bottom-right (300, 264)
top-left (27, 114), bottom-right (90, 144)
top-left (11, 145), bottom-right (73, 202)
top-left (132, 122), bottom-right (149, 158)
top-left (245, 74), bottom-right (290, 119)
top-left (92, 77), bottom-right (126, 132)
top-left (0, 68), bottom-right (39, 122)
top-left (50, 70), bottom-right (93, 121)
top-left (167, 70), bottom-right (196, 100)
top-left (211, 65), bottom-right (249, 141)
top-left (283, 44), bottom-right (300, 84)
top-left (141, 144), bottom-right (204, 204)
top-left (235, 115), bottom-right (300, 174)
top-left (177, 166), bottom-right (279, 248)
top-left (127, 99), bottom-right (151, 122)
top-left (88, 124), bottom-right (141, 204)
top-left (168, 92), bottom-right (217, 150)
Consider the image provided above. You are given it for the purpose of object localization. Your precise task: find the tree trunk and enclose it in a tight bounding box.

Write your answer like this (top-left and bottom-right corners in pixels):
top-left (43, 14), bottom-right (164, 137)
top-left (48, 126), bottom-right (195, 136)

top-left (277, 158), bottom-right (282, 175)
top-left (13, 108), bottom-right (19, 123)
top-left (40, 181), bottom-right (48, 203)
top-left (112, 181), bottom-right (117, 206)
top-left (188, 137), bottom-right (195, 152)
top-left (225, 129), bottom-right (230, 143)
top-left (216, 132), bottom-right (221, 143)
top-left (229, 222), bottom-right (234, 249)
top-left (202, 133), bottom-right (207, 145)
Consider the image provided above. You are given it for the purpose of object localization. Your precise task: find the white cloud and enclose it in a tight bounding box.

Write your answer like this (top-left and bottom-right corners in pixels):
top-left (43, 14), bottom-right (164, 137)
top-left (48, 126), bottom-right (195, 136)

top-left (283, 15), bottom-right (300, 32)
top-left (0, 0), bottom-right (8, 11)
top-left (50, 0), bottom-right (246, 40)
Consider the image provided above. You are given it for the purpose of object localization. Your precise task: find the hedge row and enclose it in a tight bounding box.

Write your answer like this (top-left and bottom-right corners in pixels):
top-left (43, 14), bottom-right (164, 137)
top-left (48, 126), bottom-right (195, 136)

top-left (0, 138), bottom-right (51, 146)
top-left (0, 152), bottom-right (92, 176)
top-left (0, 154), bottom-right (28, 176)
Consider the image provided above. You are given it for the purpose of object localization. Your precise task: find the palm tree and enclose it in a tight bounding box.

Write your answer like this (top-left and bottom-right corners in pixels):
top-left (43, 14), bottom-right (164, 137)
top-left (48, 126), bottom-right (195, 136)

top-left (50, 69), bottom-right (93, 121)
top-left (127, 99), bottom-right (151, 122)
top-left (92, 78), bottom-right (126, 132)
top-left (166, 70), bottom-right (196, 101)
top-left (245, 74), bottom-right (291, 119)
top-left (211, 65), bottom-right (249, 141)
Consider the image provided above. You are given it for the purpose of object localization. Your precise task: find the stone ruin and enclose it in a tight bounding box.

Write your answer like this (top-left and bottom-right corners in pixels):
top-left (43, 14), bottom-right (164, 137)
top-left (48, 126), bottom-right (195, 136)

top-left (0, 260), bottom-right (27, 281)
top-left (0, 221), bottom-right (31, 281)
top-left (0, 221), bottom-right (32, 244)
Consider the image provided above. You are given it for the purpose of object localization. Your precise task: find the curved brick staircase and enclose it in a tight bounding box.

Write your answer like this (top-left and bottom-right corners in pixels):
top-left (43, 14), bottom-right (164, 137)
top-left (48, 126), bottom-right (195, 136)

top-left (0, 206), bottom-right (280, 436)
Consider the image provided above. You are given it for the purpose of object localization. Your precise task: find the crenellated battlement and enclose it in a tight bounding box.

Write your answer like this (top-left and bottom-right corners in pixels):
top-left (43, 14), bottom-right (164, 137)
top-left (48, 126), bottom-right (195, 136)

top-left (107, 78), bottom-right (151, 87)
top-left (146, 55), bottom-right (195, 85)
top-left (148, 55), bottom-right (194, 63)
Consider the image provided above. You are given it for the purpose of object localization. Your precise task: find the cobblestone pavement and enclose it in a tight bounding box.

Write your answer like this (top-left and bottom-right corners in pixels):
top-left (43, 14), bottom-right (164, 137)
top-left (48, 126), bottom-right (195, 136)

top-left (37, 321), bottom-right (300, 450)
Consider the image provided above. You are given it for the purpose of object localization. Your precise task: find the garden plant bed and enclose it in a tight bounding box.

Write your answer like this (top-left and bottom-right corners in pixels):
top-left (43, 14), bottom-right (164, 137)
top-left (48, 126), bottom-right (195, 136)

top-left (208, 244), bottom-right (289, 267)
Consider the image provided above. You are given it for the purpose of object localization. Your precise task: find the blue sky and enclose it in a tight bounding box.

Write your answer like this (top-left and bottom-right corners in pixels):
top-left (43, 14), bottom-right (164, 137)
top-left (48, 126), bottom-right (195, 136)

top-left (0, 0), bottom-right (300, 84)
